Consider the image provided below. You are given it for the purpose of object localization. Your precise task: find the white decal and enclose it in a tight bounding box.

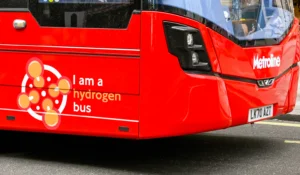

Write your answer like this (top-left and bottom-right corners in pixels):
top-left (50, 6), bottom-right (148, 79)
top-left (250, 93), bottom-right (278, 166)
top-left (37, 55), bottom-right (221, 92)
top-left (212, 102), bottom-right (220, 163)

top-left (253, 54), bottom-right (281, 70)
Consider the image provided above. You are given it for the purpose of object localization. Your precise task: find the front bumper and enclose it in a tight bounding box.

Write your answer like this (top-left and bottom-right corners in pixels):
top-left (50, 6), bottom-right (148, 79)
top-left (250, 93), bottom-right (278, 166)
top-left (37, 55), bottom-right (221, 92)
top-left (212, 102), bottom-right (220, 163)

top-left (182, 63), bottom-right (299, 131)
top-left (139, 64), bottom-right (299, 139)
top-left (223, 64), bottom-right (299, 126)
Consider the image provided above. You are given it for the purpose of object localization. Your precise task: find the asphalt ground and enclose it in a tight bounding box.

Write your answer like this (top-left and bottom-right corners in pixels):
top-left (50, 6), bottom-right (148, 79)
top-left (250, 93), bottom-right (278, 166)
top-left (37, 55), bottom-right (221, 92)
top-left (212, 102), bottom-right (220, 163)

top-left (0, 115), bottom-right (300, 175)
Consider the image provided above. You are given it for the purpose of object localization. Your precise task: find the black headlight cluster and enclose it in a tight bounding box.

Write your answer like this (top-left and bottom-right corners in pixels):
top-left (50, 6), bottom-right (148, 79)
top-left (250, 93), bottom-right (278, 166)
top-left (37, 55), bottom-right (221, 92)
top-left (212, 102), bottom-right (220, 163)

top-left (163, 21), bottom-right (212, 72)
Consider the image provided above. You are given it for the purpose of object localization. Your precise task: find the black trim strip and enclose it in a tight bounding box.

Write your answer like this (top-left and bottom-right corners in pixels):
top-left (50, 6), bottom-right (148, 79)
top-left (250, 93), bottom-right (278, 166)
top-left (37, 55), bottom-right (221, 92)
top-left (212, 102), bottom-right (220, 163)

top-left (214, 63), bottom-right (298, 84)
top-left (143, 4), bottom-right (294, 48)
top-left (275, 62), bottom-right (299, 80)
top-left (0, 49), bottom-right (140, 59)
top-left (216, 73), bottom-right (257, 84)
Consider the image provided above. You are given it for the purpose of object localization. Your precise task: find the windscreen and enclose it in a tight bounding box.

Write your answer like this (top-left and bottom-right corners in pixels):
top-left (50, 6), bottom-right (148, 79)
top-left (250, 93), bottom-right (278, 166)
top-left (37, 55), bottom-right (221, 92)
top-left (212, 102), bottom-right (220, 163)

top-left (32, 0), bottom-right (135, 28)
top-left (152, 0), bottom-right (294, 41)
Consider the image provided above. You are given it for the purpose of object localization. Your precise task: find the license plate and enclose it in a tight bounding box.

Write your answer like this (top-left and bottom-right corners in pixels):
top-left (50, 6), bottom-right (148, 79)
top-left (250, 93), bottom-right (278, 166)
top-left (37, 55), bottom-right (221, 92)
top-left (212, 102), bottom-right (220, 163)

top-left (248, 105), bottom-right (273, 122)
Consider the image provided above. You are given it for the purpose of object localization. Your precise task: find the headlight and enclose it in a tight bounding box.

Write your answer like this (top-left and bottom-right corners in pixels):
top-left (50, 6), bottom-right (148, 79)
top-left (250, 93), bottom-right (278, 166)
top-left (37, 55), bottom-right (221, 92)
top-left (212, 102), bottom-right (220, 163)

top-left (187, 33), bottom-right (194, 46)
top-left (191, 52), bottom-right (199, 65)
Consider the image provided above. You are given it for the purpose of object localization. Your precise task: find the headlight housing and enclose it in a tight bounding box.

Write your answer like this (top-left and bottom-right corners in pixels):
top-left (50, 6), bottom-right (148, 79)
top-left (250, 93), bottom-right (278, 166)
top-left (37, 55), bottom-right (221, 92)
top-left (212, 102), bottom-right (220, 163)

top-left (163, 21), bottom-right (212, 72)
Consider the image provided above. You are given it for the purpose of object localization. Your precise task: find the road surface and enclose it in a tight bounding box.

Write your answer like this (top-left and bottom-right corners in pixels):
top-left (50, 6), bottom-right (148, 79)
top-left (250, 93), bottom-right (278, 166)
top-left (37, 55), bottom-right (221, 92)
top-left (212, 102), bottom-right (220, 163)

top-left (0, 116), bottom-right (300, 175)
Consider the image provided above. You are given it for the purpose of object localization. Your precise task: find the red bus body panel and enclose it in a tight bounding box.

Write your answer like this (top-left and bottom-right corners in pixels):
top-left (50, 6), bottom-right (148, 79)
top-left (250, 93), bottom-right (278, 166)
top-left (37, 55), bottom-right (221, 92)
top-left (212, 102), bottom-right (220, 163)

top-left (0, 12), bottom-right (141, 138)
top-left (0, 10), bottom-right (298, 139)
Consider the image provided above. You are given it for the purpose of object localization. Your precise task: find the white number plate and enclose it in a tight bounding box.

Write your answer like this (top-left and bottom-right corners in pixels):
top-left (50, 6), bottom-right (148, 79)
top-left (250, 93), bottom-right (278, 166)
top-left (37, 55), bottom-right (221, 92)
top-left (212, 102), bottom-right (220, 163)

top-left (248, 105), bottom-right (273, 122)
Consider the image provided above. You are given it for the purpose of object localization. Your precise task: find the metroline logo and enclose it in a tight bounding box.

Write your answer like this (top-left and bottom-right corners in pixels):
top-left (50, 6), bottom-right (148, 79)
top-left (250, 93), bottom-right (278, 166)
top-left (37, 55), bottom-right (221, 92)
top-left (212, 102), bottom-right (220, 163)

top-left (253, 54), bottom-right (281, 70)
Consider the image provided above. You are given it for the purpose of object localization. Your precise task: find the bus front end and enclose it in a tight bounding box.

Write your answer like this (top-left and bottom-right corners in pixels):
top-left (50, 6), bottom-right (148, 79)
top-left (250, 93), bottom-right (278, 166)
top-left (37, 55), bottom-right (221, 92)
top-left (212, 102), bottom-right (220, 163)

top-left (139, 0), bottom-right (300, 138)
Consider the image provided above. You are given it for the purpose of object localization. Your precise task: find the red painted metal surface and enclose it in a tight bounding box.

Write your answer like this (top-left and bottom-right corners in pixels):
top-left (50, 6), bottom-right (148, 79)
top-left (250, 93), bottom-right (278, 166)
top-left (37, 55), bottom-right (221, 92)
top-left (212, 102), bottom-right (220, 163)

top-left (139, 12), bottom-right (300, 139)
top-left (0, 11), bottom-right (141, 139)
top-left (0, 10), bottom-right (298, 139)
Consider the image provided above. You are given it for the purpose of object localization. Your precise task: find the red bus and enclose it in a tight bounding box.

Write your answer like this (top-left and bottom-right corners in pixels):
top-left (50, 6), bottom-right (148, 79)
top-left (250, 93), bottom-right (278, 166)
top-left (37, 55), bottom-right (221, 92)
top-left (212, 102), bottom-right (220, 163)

top-left (0, 0), bottom-right (299, 139)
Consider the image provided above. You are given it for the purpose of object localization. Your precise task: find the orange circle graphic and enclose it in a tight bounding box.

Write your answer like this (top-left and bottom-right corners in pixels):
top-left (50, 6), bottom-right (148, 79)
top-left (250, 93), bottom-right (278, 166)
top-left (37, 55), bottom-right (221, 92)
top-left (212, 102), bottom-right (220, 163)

top-left (18, 94), bottom-right (30, 109)
top-left (27, 60), bottom-right (43, 78)
top-left (29, 90), bottom-right (40, 104)
top-left (58, 78), bottom-right (71, 94)
top-left (42, 98), bottom-right (53, 111)
top-left (33, 76), bottom-right (45, 88)
top-left (48, 83), bottom-right (60, 98)
top-left (44, 109), bottom-right (59, 127)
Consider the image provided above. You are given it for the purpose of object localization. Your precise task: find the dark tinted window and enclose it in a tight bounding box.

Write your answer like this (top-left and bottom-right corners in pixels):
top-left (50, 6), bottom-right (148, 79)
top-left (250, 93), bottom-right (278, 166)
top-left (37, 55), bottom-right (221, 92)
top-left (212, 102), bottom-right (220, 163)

top-left (0, 0), bottom-right (27, 8)
top-left (29, 0), bottom-right (139, 28)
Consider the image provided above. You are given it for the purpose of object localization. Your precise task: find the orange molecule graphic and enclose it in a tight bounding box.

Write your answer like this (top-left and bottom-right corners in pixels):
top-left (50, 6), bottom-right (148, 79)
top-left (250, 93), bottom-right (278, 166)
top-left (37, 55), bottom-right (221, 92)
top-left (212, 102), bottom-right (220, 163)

top-left (43, 109), bottom-right (60, 128)
top-left (20, 57), bottom-right (69, 130)
top-left (18, 93), bottom-right (30, 109)
top-left (33, 76), bottom-right (45, 88)
top-left (27, 59), bottom-right (43, 78)
top-left (48, 83), bottom-right (60, 98)
top-left (42, 98), bottom-right (53, 112)
top-left (29, 90), bottom-right (40, 104)
top-left (58, 77), bottom-right (71, 94)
